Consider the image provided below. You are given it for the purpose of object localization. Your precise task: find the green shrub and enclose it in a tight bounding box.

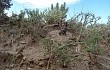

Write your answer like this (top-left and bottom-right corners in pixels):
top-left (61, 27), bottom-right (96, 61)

top-left (43, 2), bottom-right (68, 24)
top-left (84, 24), bottom-right (104, 54)
top-left (42, 38), bottom-right (70, 67)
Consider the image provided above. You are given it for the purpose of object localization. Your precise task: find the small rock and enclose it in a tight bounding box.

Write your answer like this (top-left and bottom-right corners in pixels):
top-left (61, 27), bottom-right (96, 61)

top-left (28, 68), bottom-right (32, 70)
top-left (20, 41), bottom-right (26, 44)
top-left (16, 53), bottom-right (24, 59)
top-left (21, 34), bottom-right (24, 36)
top-left (38, 61), bottom-right (46, 67)
top-left (10, 64), bottom-right (14, 68)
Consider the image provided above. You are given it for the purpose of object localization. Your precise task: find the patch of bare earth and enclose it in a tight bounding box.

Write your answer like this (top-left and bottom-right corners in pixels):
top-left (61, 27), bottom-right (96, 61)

top-left (23, 43), bottom-right (45, 61)
top-left (48, 30), bottom-right (72, 42)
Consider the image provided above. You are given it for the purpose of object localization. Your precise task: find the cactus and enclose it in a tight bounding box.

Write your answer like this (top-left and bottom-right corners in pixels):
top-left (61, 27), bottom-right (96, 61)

top-left (44, 2), bottom-right (68, 24)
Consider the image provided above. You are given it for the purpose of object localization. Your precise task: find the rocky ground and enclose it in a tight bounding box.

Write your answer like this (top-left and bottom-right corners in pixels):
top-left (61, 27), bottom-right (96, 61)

top-left (0, 25), bottom-right (110, 70)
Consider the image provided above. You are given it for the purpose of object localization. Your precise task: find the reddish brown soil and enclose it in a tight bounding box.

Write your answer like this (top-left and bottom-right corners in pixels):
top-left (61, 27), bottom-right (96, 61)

top-left (0, 25), bottom-right (110, 70)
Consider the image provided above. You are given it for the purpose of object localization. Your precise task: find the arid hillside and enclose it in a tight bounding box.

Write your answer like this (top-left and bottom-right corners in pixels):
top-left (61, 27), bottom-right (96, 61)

top-left (0, 1), bottom-right (110, 70)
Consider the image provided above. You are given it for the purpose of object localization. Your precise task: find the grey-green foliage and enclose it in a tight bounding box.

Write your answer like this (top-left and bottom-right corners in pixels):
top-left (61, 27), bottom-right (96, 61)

top-left (68, 12), bottom-right (101, 35)
top-left (87, 23), bottom-right (110, 42)
top-left (42, 38), bottom-right (70, 66)
top-left (73, 12), bottom-right (101, 26)
top-left (42, 38), bottom-right (55, 53)
top-left (84, 24), bottom-right (104, 54)
top-left (25, 9), bottom-right (44, 25)
top-left (54, 43), bottom-right (70, 66)
top-left (25, 9), bottom-right (44, 24)
top-left (43, 2), bottom-right (68, 24)
top-left (18, 9), bottom-right (44, 39)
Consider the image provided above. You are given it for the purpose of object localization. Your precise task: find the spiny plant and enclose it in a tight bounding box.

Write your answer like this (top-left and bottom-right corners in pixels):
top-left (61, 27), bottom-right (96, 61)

top-left (25, 9), bottom-right (44, 26)
top-left (53, 43), bottom-right (70, 67)
top-left (69, 12), bottom-right (101, 53)
top-left (21, 9), bottom-right (44, 40)
top-left (42, 38), bottom-right (70, 67)
top-left (25, 9), bottom-right (44, 23)
top-left (43, 2), bottom-right (68, 24)
top-left (84, 24), bottom-right (104, 54)
top-left (70, 12), bottom-right (101, 33)
top-left (42, 38), bottom-right (55, 53)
